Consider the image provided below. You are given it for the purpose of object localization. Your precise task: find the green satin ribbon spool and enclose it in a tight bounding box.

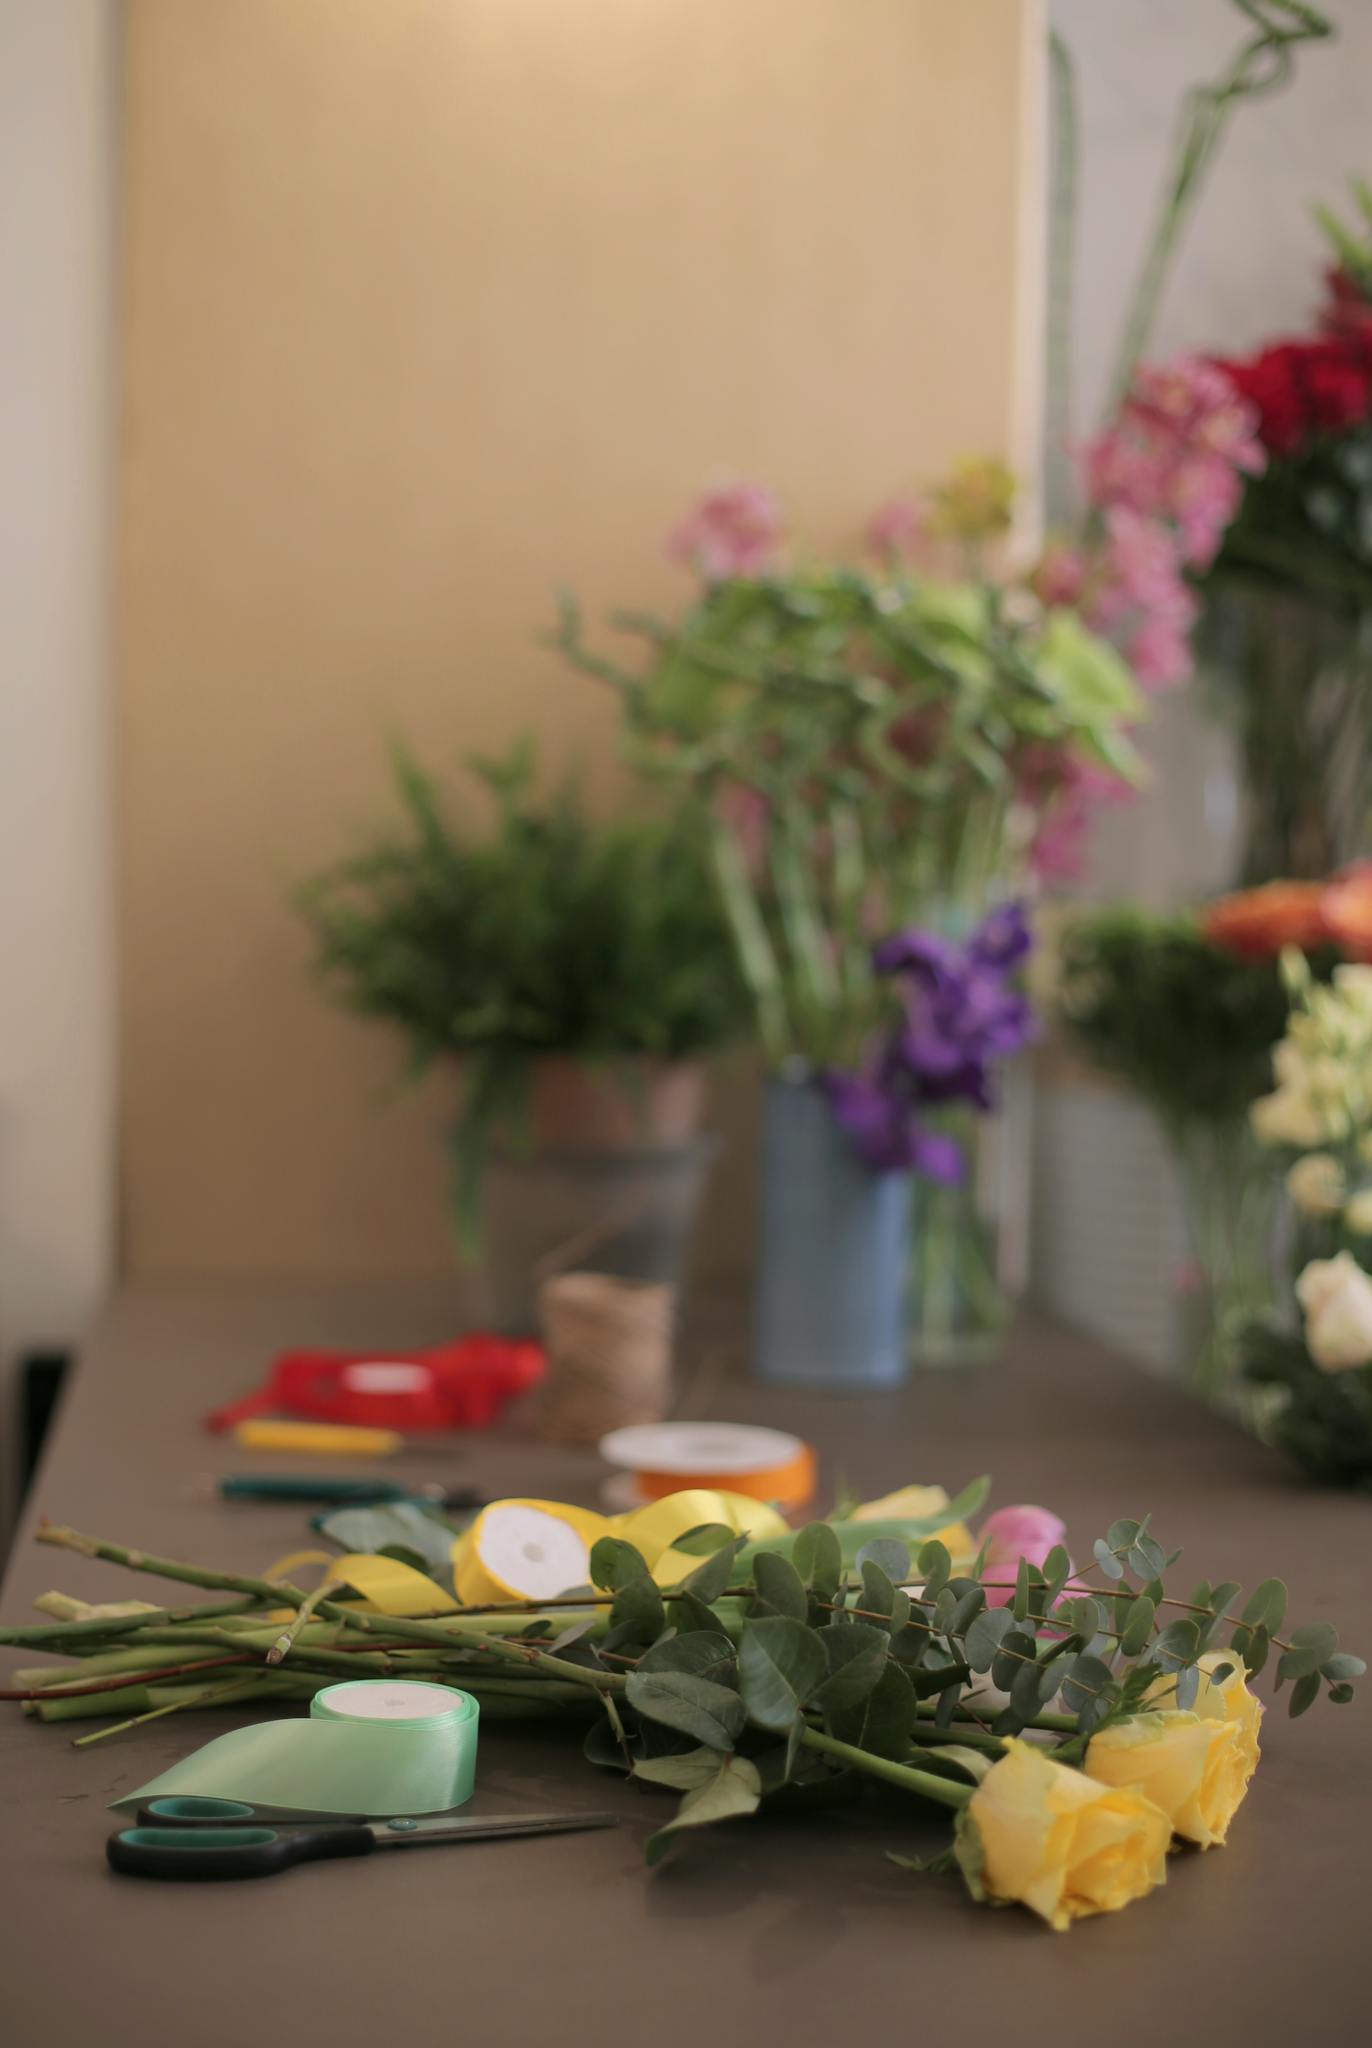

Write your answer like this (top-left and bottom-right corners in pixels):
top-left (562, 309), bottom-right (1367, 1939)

top-left (112, 1679), bottom-right (479, 1820)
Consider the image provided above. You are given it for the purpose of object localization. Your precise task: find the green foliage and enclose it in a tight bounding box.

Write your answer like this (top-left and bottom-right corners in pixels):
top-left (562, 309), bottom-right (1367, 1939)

top-left (295, 738), bottom-right (746, 1239)
top-left (1056, 907), bottom-right (1300, 1131)
top-left (555, 574), bottom-right (1142, 1066)
top-left (24, 1483), bottom-right (1360, 1874)
top-left (1241, 1319), bottom-right (1372, 1491)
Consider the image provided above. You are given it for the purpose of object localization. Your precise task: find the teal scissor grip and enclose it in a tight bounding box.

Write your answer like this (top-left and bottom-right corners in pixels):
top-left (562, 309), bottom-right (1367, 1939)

top-left (144, 1796), bottom-right (257, 1824)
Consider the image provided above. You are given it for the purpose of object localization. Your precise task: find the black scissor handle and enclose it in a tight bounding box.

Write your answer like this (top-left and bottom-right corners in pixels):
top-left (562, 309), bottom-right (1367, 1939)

top-left (107, 1823), bottom-right (375, 1881)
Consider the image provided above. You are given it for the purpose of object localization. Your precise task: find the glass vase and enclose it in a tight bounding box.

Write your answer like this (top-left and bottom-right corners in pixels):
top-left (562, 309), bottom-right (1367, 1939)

top-left (1168, 1117), bottom-right (1281, 1404)
top-left (906, 1103), bottom-right (1016, 1368)
top-left (1207, 586), bottom-right (1372, 884)
top-left (752, 1067), bottom-right (911, 1389)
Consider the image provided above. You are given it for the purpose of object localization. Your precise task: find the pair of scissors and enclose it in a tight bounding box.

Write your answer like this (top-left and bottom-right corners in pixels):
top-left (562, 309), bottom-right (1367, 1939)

top-left (107, 1794), bottom-right (619, 1881)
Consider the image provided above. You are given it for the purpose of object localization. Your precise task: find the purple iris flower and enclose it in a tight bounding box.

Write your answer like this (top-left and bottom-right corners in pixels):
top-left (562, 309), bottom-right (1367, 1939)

top-left (826, 903), bottom-right (1036, 1176)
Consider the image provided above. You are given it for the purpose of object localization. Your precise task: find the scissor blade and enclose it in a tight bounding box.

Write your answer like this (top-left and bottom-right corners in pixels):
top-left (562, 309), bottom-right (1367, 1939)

top-left (370, 1810), bottom-right (619, 1848)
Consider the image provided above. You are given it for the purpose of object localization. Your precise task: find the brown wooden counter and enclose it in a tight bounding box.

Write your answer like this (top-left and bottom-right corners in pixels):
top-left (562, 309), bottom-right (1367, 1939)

top-left (2, 1287), bottom-right (1367, 2045)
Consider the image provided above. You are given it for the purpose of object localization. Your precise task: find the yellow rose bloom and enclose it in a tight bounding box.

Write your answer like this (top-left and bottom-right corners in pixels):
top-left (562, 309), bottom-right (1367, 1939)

top-left (958, 1738), bottom-right (1170, 1931)
top-left (851, 1483), bottom-right (975, 1568)
top-left (1146, 1650), bottom-right (1264, 1784)
top-left (1083, 1710), bottom-right (1248, 1848)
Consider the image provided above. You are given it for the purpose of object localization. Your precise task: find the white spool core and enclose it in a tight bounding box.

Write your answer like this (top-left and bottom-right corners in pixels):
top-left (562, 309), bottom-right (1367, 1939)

top-left (476, 1504), bottom-right (592, 1599)
top-left (599, 1421), bottom-right (803, 1477)
top-left (341, 1361), bottom-right (433, 1395)
top-left (321, 1680), bottom-right (460, 1722)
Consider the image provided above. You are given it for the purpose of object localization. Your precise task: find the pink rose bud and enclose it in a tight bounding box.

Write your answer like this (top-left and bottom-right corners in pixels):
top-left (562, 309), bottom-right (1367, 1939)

top-left (979, 1504), bottom-right (1068, 1608)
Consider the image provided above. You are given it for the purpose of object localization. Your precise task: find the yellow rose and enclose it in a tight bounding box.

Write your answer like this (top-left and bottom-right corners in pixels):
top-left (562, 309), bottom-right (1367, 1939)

top-left (957, 1738), bottom-right (1170, 1931)
top-left (1083, 1710), bottom-right (1248, 1848)
top-left (851, 1483), bottom-right (975, 1567)
top-left (1147, 1650), bottom-right (1264, 1779)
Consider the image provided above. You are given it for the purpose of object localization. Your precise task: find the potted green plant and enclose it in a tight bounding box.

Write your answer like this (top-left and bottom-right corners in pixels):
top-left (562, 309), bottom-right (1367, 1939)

top-left (296, 738), bottom-right (746, 1325)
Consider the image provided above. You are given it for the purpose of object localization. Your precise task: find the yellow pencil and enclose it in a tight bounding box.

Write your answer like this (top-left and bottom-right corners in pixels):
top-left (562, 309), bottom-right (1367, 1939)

top-left (231, 1420), bottom-right (404, 1458)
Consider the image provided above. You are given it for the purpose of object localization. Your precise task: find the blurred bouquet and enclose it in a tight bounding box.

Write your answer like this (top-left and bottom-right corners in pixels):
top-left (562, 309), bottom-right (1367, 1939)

top-left (555, 477), bottom-right (1141, 1118)
top-left (1244, 945), bottom-right (1372, 1487)
top-left (556, 482), bottom-right (1141, 1379)
top-left (1199, 187), bottom-right (1372, 882)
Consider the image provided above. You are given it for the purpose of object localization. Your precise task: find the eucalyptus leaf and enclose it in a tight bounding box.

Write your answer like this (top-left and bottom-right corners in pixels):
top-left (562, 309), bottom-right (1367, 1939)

top-left (737, 1617), bottom-right (828, 1731)
top-left (813, 1623), bottom-right (890, 1713)
top-left (1092, 1539), bottom-right (1124, 1581)
top-left (611, 1575), bottom-right (665, 1642)
top-left (855, 1538), bottom-right (910, 1584)
top-left (753, 1551), bottom-right (809, 1622)
top-left (1241, 1578), bottom-right (1288, 1635)
top-left (1121, 1595), bottom-right (1156, 1657)
top-left (675, 1537), bottom-right (743, 1606)
top-left (830, 1659), bottom-right (916, 1760)
top-left (861, 1560), bottom-right (898, 1622)
top-left (633, 1745), bottom-right (728, 1791)
top-left (1288, 1671), bottom-right (1322, 1719)
top-left (590, 1537), bottom-right (652, 1592)
top-left (791, 1522), bottom-right (842, 1599)
top-left (1276, 1623), bottom-right (1338, 1684)
top-left (964, 1605), bottom-right (1015, 1673)
top-left (317, 1501), bottom-right (457, 1580)
top-left (1152, 1618), bottom-right (1201, 1673)
top-left (636, 1630), bottom-right (735, 1682)
top-left (917, 1540), bottom-right (952, 1599)
top-left (625, 1668), bottom-right (747, 1750)
top-left (643, 1752), bottom-right (762, 1865)
top-left (1174, 1662), bottom-right (1200, 1711)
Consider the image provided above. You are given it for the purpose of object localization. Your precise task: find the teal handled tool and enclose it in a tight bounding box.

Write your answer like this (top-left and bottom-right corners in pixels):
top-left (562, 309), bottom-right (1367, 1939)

top-left (134, 1797), bottom-right (364, 1827)
top-left (108, 1807), bottom-right (619, 1881)
top-left (216, 1475), bottom-right (482, 1510)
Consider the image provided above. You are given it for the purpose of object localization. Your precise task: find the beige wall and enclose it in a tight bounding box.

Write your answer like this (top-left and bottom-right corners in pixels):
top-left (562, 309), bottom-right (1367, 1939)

top-left (118, 0), bottom-right (1044, 1286)
top-left (1, 0), bottom-right (116, 1521)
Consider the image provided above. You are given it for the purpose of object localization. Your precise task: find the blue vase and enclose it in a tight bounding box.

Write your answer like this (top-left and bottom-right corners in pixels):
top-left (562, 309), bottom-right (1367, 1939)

top-left (753, 1069), bottom-right (911, 1388)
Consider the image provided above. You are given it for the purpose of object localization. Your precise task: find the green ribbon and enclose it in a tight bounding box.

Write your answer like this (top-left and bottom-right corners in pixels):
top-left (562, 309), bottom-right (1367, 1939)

top-left (111, 1680), bottom-right (479, 1819)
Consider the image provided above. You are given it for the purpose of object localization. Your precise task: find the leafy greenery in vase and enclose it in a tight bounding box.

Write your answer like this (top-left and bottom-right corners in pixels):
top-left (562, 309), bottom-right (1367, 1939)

top-left (296, 739), bottom-right (746, 1239)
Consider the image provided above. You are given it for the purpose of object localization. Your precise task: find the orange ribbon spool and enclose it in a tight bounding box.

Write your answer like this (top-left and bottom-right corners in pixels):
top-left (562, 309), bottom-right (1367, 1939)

top-left (598, 1422), bottom-right (818, 1515)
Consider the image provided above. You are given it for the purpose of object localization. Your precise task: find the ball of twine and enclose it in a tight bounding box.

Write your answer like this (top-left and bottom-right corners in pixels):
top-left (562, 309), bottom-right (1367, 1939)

top-left (537, 1270), bottom-right (675, 1445)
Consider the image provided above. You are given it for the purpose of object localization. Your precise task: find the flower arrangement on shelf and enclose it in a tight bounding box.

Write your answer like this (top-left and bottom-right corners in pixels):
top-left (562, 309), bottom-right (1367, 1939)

top-left (1243, 947), bottom-right (1372, 1487)
top-left (1053, 880), bottom-right (1371, 1396)
top-left (554, 475), bottom-right (1142, 1377)
top-left (1197, 186), bottom-right (1372, 883)
top-left (13, 1484), bottom-right (1361, 1932)
top-left (295, 738), bottom-right (745, 1282)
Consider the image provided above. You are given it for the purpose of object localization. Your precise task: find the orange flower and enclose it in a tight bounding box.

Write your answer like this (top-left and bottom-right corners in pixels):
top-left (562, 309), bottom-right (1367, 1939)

top-left (1320, 864), bottom-right (1372, 961)
top-left (1201, 880), bottom-right (1329, 960)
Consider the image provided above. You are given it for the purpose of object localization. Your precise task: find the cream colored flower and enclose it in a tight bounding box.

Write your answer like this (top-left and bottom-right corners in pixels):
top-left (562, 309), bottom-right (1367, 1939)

top-left (1286, 1153), bottom-right (1346, 1217)
top-left (1084, 1710), bottom-right (1248, 1848)
top-left (1251, 1083), bottom-right (1328, 1150)
top-left (1344, 1188), bottom-right (1372, 1234)
top-left (1296, 1252), bottom-right (1372, 1372)
top-left (957, 1738), bottom-right (1170, 1931)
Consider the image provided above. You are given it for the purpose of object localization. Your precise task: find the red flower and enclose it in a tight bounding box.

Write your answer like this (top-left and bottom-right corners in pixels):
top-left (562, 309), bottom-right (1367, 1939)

top-left (1216, 337), bottom-right (1372, 456)
top-left (1321, 264), bottom-right (1372, 358)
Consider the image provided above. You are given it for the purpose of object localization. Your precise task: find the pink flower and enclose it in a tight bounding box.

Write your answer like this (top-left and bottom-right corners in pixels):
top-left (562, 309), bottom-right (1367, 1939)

top-left (1031, 540), bottom-right (1087, 609)
top-left (979, 1504), bottom-right (1069, 1609)
top-left (1126, 614), bottom-right (1194, 691)
top-left (865, 494), bottom-right (929, 562)
top-left (668, 482), bottom-right (783, 582)
top-left (1022, 747), bottom-right (1135, 883)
